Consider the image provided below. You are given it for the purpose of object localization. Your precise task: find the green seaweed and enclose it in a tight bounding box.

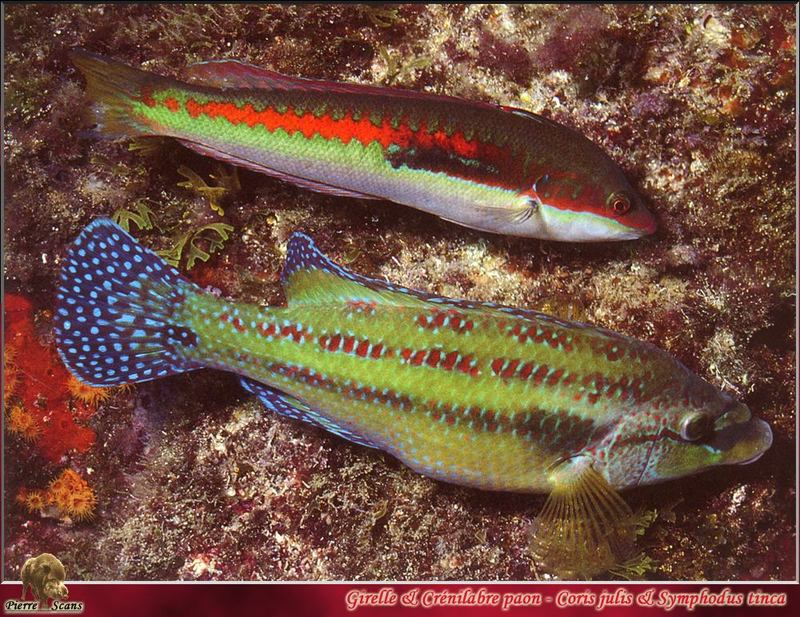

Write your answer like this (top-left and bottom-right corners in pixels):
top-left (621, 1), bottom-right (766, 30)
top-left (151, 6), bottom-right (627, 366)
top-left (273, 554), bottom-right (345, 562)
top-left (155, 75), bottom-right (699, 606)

top-left (111, 200), bottom-right (157, 233)
top-left (360, 6), bottom-right (400, 29)
top-left (176, 165), bottom-right (239, 216)
top-left (379, 47), bottom-right (432, 85)
top-left (157, 223), bottom-right (234, 270)
top-left (609, 554), bottom-right (657, 580)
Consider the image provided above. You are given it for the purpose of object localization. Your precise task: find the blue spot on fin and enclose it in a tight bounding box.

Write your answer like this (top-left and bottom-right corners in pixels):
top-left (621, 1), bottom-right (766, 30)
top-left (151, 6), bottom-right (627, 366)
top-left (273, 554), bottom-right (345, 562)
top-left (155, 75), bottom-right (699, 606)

top-left (281, 232), bottom-right (574, 326)
top-left (240, 377), bottom-right (378, 449)
top-left (54, 218), bottom-right (203, 387)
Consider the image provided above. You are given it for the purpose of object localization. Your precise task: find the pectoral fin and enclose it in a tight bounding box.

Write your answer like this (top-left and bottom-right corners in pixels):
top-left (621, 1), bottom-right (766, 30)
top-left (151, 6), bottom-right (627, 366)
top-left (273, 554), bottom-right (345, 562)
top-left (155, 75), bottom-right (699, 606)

top-left (529, 457), bottom-right (636, 580)
top-left (473, 201), bottom-right (538, 226)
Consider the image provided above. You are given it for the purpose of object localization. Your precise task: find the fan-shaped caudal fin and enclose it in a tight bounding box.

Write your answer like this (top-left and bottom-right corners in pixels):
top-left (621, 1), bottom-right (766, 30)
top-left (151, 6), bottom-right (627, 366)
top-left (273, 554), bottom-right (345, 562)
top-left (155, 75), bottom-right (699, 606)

top-left (529, 457), bottom-right (637, 580)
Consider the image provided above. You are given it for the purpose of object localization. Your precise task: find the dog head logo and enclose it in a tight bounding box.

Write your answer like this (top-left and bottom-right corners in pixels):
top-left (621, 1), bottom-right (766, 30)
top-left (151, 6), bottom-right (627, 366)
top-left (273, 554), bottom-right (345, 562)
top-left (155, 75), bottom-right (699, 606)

top-left (20, 553), bottom-right (68, 609)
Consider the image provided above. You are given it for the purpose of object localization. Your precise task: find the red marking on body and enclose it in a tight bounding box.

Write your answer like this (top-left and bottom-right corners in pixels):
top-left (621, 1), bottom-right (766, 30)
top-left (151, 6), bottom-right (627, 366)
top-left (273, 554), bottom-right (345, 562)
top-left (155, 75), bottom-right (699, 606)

top-left (411, 350), bottom-right (426, 366)
top-left (258, 322), bottom-right (276, 336)
top-left (456, 355), bottom-right (474, 374)
top-left (231, 317), bottom-right (246, 333)
top-left (343, 337), bottom-right (355, 353)
top-left (401, 348), bottom-right (412, 361)
top-left (546, 368), bottom-right (564, 386)
top-left (501, 359), bottom-right (520, 379)
top-left (416, 315), bottom-right (429, 328)
top-left (443, 351), bottom-right (459, 370)
top-left (219, 312), bottom-right (230, 323)
top-left (328, 333), bottom-right (342, 351)
top-left (356, 340), bottom-right (370, 357)
top-left (346, 300), bottom-right (376, 313)
top-left (140, 86), bottom-right (156, 108)
top-left (520, 362), bottom-right (534, 379)
top-left (426, 349), bottom-right (441, 367)
top-left (533, 365), bottom-right (549, 385)
top-left (370, 343), bottom-right (384, 359)
top-left (491, 358), bottom-right (504, 375)
top-left (164, 97), bottom-right (180, 112)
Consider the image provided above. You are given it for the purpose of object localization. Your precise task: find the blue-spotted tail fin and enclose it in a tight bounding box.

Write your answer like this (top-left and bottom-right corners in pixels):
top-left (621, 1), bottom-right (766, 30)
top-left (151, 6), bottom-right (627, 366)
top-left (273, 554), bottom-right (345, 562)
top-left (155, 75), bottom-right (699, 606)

top-left (54, 218), bottom-right (203, 387)
top-left (240, 377), bottom-right (378, 449)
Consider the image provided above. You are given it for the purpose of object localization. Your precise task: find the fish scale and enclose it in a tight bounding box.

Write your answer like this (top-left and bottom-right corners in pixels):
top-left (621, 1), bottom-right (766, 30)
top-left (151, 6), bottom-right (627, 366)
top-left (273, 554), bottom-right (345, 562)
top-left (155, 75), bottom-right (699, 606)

top-left (70, 50), bottom-right (657, 242)
top-left (54, 219), bottom-right (772, 577)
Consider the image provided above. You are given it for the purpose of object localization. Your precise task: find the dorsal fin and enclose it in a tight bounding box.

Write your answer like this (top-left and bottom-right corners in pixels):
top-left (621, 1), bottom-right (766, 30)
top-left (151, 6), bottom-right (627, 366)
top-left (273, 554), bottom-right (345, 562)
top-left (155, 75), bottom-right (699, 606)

top-left (280, 232), bottom-right (426, 308)
top-left (280, 233), bottom-right (578, 329)
top-left (183, 60), bottom-right (502, 112)
top-left (184, 59), bottom-right (313, 90)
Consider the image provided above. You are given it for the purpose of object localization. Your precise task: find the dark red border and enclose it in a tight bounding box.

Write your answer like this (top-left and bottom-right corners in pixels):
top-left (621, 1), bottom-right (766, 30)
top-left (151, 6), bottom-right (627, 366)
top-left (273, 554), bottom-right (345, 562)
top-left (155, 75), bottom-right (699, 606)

top-left (1, 583), bottom-right (798, 616)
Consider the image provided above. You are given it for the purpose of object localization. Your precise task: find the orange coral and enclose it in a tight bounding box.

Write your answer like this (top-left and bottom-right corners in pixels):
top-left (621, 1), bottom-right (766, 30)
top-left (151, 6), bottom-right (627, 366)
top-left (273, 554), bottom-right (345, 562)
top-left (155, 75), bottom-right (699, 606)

top-left (7, 405), bottom-right (42, 441)
top-left (66, 375), bottom-right (111, 409)
top-left (4, 293), bottom-right (96, 462)
top-left (22, 489), bottom-right (48, 514)
top-left (48, 469), bottom-right (97, 521)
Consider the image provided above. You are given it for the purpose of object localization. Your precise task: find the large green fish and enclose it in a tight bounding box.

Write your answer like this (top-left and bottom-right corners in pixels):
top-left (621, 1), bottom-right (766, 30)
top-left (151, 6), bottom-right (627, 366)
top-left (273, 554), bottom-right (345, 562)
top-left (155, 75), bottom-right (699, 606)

top-left (70, 50), bottom-right (656, 242)
top-left (54, 220), bottom-right (770, 577)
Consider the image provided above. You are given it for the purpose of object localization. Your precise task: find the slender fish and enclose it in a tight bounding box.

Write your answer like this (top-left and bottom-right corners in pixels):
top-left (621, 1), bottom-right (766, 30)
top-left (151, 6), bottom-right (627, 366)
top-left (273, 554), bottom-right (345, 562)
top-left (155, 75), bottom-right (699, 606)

top-left (54, 220), bottom-right (770, 577)
top-left (70, 51), bottom-right (656, 242)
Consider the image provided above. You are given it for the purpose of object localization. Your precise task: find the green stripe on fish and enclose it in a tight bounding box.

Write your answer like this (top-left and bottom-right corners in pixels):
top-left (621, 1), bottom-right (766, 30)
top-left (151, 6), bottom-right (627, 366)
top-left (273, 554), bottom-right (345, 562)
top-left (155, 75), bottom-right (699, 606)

top-left (70, 50), bottom-right (657, 242)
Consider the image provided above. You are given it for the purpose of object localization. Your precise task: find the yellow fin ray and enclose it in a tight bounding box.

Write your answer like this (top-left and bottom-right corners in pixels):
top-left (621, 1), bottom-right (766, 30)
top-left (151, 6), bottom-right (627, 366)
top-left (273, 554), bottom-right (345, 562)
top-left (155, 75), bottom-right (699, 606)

top-left (530, 457), bottom-right (636, 580)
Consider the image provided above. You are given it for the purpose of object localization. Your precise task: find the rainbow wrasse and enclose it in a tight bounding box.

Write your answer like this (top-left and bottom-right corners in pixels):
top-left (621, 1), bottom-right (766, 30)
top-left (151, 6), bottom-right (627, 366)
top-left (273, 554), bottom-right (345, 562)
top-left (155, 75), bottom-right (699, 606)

top-left (54, 220), bottom-right (769, 576)
top-left (70, 50), bottom-right (656, 242)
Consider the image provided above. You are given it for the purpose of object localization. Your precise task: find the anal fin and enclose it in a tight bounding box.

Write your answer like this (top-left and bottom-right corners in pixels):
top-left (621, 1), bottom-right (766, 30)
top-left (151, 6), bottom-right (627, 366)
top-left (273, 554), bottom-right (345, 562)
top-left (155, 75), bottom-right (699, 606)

top-left (529, 457), bottom-right (637, 580)
top-left (240, 377), bottom-right (378, 449)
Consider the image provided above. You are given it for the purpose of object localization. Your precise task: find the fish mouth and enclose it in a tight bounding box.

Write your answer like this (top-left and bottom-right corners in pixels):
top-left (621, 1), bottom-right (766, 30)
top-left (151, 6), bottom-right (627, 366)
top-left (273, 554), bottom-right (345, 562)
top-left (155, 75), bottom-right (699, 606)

top-left (734, 418), bottom-right (773, 465)
top-left (713, 416), bottom-right (773, 466)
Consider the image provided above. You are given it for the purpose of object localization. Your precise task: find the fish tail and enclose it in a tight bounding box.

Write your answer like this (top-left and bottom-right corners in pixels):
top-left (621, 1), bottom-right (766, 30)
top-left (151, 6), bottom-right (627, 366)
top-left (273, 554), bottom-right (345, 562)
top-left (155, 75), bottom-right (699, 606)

top-left (69, 49), bottom-right (165, 138)
top-left (54, 218), bottom-right (204, 387)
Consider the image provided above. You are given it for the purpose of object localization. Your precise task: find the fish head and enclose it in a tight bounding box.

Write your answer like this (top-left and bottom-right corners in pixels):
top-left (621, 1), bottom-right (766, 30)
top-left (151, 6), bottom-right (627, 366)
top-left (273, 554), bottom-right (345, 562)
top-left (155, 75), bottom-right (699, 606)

top-left (600, 377), bottom-right (772, 489)
top-left (530, 153), bottom-right (657, 242)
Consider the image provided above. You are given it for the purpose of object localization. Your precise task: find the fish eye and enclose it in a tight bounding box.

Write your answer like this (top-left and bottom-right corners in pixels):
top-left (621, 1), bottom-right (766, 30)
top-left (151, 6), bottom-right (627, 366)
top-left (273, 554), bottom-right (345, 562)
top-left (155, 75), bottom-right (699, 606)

top-left (680, 413), bottom-right (714, 442)
top-left (608, 193), bottom-right (632, 216)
